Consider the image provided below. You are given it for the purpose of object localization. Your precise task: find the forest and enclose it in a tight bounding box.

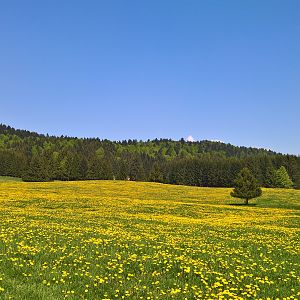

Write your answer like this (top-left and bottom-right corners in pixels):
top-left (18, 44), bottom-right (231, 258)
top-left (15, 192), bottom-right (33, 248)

top-left (0, 123), bottom-right (299, 188)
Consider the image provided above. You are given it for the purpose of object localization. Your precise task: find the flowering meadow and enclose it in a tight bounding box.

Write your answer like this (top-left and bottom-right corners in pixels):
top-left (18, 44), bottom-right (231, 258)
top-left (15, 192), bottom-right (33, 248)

top-left (0, 180), bottom-right (299, 299)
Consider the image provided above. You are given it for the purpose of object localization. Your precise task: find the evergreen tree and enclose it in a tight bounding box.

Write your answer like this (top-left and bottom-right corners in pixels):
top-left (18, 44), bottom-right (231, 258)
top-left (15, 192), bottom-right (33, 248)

top-left (78, 156), bottom-right (88, 180)
top-left (149, 163), bottom-right (164, 183)
top-left (117, 160), bottom-right (129, 180)
top-left (295, 160), bottom-right (300, 189)
top-left (231, 168), bottom-right (262, 204)
top-left (22, 155), bottom-right (49, 182)
top-left (129, 156), bottom-right (145, 181)
top-left (59, 152), bottom-right (81, 180)
top-left (166, 146), bottom-right (176, 157)
top-left (87, 156), bottom-right (112, 180)
top-left (95, 147), bottom-right (105, 159)
top-left (273, 166), bottom-right (294, 188)
top-left (264, 166), bottom-right (276, 188)
top-left (294, 174), bottom-right (300, 190)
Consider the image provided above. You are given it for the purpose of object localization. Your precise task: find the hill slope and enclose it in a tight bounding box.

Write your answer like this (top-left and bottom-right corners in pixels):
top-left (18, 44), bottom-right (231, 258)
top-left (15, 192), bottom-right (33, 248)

top-left (0, 123), bottom-right (299, 188)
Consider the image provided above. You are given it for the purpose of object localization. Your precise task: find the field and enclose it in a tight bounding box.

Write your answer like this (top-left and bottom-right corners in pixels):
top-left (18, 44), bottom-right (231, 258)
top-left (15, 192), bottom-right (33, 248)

top-left (0, 181), bottom-right (299, 300)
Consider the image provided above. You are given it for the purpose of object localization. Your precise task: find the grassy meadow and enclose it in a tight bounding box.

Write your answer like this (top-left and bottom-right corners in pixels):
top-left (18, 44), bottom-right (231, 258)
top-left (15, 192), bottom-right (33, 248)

top-left (0, 180), bottom-right (299, 299)
top-left (0, 176), bottom-right (22, 182)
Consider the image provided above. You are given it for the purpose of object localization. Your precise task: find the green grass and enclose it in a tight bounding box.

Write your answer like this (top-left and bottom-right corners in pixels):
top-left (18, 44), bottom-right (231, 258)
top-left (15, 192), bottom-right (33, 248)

top-left (0, 176), bottom-right (22, 182)
top-left (0, 180), bottom-right (299, 299)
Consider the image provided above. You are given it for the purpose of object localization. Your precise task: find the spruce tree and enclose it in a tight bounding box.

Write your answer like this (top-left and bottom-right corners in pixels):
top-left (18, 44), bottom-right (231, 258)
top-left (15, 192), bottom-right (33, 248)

top-left (273, 166), bottom-right (293, 188)
top-left (231, 167), bottom-right (262, 204)
top-left (149, 163), bottom-right (164, 183)
top-left (22, 155), bottom-right (49, 182)
top-left (264, 165), bottom-right (276, 188)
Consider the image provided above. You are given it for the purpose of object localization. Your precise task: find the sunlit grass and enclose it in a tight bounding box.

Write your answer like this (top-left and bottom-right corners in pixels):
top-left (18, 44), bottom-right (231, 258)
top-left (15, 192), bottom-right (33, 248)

top-left (0, 176), bottom-right (22, 182)
top-left (0, 180), bottom-right (299, 299)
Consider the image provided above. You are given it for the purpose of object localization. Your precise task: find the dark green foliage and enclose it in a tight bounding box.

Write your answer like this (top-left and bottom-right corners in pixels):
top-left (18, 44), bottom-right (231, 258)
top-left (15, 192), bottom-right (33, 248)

top-left (0, 124), bottom-right (299, 188)
top-left (128, 156), bottom-right (145, 181)
top-left (149, 163), bottom-right (164, 183)
top-left (88, 157), bottom-right (113, 180)
top-left (22, 155), bottom-right (50, 182)
top-left (273, 166), bottom-right (294, 188)
top-left (294, 158), bottom-right (300, 189)
top-left (0, 150), bottom-right (26, 177)
top-left (263, 160), bottom-right (277, 188)
top-left (58, 153), bottom-right (88, 181)
top-left (231, 168), bottom-right (262, 204)
top-left (294, 176), bottom-right (300, 189)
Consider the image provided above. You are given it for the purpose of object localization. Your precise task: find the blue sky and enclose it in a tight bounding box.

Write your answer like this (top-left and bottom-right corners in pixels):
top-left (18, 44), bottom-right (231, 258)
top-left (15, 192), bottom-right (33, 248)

top-left (0, 1), bottom-right (299, 154)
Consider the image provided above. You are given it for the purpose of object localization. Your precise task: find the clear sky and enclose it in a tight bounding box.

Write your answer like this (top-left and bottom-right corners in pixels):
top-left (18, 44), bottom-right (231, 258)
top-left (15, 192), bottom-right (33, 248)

top-left (0, 1), bottom-right (299, 154)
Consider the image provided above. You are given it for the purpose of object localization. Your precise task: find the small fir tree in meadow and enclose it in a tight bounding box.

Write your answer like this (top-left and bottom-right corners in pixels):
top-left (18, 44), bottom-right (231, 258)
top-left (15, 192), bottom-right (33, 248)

top-left (273, 166), bottom-right (294, 188)
top-left (231, 167), bottom-right (262, 205)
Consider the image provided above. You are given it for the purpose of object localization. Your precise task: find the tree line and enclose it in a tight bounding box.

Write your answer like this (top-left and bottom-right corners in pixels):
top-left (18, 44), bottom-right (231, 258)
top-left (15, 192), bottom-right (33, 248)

top-left (0, 124), bottom-right (299, 188)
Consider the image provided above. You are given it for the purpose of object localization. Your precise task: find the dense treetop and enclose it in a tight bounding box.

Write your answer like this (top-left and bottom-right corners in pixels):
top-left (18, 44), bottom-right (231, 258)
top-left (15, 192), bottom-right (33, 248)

top-left (0, 124), bottom-right (299, 188)
top-left (231, 168), bottom-right (263, 204)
